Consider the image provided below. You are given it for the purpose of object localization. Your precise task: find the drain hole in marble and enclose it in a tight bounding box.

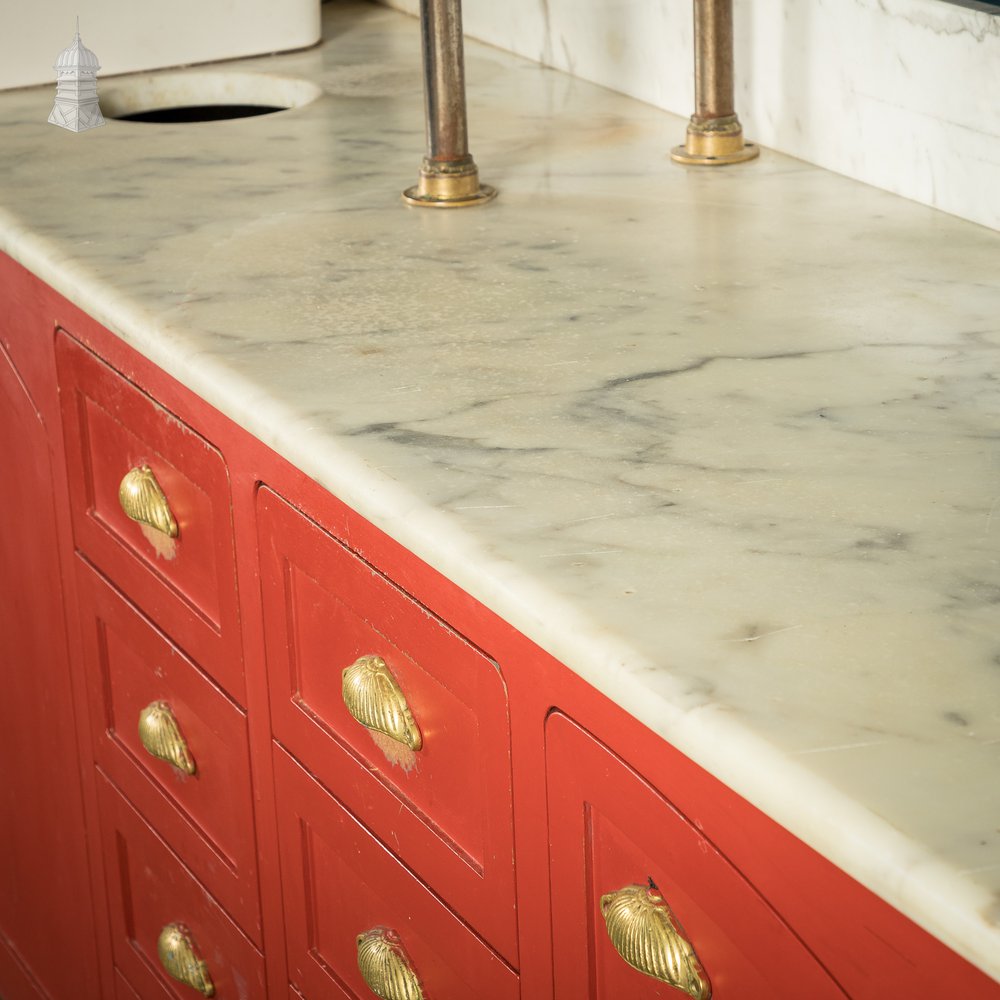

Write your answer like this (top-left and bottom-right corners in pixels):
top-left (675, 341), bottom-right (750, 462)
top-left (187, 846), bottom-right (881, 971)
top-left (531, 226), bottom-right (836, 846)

top-left (115, 104), bottom-right (286, 123)
top-left (101, 71), bottom-right (322, 124)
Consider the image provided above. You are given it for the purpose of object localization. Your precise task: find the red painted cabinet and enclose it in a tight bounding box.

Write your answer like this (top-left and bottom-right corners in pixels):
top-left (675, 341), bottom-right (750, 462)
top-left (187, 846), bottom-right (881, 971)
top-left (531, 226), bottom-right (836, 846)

top-left (257, 486), bottom-right (517, 965)
top-left (56, 331), bottom-right (243, 701)
top-left (546, 713), bottom-right (846, 999)
top-left (2, 253), bottom-right (999, 1000)
top-left (97, 773), bottom-right (266, 999)
top-left (273, 747), bottom-right (519, 1000)
top-left (74, 561), bottom-right (260, 940)
top-left (0, 306), bottom-right (100, 997)
top-left (53, 322), bottom-right (263, 997)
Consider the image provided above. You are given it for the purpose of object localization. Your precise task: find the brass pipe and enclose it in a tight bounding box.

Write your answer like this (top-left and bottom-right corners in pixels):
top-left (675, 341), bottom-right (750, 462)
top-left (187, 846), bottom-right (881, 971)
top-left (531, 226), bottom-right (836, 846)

top-left (422, 0), bottom-right (468, 163)
top-left (403, 0), bottom-right (496, 207)
top-left (693, 0), bottom-right (734, 122)
top-left (672, 0), bottom-right (758, 166)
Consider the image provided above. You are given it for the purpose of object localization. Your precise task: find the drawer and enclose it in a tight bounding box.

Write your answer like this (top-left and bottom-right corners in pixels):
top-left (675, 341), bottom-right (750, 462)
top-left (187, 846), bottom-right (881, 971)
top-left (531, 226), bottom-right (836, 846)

top-left (273, 747), bottom-right (519, 1000)
top-left (56, 331), bottom-right (242, 699)
top-left (77, 559), bottom-right (260, 940)
top-left (546, 713), bottom-right (846, 999)
top-left (97, 772), bottom-right (265, 999)
top-left (257, 487), bottom-right (517, 962)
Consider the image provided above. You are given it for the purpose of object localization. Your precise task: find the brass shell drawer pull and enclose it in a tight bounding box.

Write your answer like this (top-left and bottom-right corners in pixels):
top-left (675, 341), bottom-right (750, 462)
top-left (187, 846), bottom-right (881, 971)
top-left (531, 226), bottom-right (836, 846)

top-left (600, 884), bottom-right (711, 999)
top-left (138, 701), bottom-right (196, 775)
top-left (119, 465), bottom-right (178, 538)
top-left (342, 655), bottom-right (422, 751)
top-left (357, 927), bottom-right (425, 1000)
top-left (157, 922), bottom-right (215, 997)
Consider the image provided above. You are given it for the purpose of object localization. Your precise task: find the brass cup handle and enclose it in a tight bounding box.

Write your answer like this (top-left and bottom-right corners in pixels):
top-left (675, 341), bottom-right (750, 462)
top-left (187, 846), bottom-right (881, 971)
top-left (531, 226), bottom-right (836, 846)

top-left (356, 927), bottom-right (424, 1000)
top-left (118, 465), bottom-right (178, 539)
top-left (600, 884), bottom-right (711, 1000)
top-left (157, 923), bottom-right (215, 997)
top-left (342, 655), bottom-right (422, 751)
top-left (138, 701), bottom-right (196, 776)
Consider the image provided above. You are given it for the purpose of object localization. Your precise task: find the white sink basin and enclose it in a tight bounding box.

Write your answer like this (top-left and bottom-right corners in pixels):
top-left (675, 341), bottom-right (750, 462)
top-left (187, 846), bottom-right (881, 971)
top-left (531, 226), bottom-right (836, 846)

top-left (2, 0), bottom-right (320, 91)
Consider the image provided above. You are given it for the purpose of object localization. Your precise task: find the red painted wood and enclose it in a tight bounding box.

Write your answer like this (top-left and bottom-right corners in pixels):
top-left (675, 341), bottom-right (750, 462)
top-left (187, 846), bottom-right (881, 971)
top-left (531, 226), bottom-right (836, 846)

top-left (257, 486), bottom-right (517, 963)
top-left (273, 746), bottom-right (519, 1000)
top-left (0, 934), bottom-right (45, 1000)
top-left (115, 968), bottom-right (143, 1000)
top-left (29, 272), bottom-right (295, 997)
top-left (547, 712), bottom-right (847, 998)
top-left (75, 559), bottom-right (261, 941)
top-left (97, 772), bottom-right (265, 999)
top-left (229, 477), bottom-right (294, 997)
top-left (55, 330), bottom-right (244, 702)
top-left (0, 326), bottom-right (100, 995)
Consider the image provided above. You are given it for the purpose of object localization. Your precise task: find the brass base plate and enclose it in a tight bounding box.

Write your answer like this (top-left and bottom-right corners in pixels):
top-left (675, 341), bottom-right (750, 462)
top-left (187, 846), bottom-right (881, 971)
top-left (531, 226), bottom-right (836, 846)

top-left (402, 183), bottom-right (498, 208)
top-left (670, 142), bottom-right (760, 166)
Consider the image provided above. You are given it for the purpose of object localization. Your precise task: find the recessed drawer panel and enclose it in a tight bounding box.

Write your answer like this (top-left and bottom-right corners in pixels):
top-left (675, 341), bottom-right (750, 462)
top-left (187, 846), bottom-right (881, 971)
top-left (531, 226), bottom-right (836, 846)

top-left (547, 714), bottom-right (846, 999)
top-left (114, 968), bottom-right (142, 1000)
top-left (77, 559), bottom-right (260, 940)
top-left (257, 487), bottom-right (516, 962)
top-left (274, 747), bottom-right (519, 1000)
top-left (56, 331), bottom-right (242, 699)
top-left (97, 773), bottom-right (265, 1000)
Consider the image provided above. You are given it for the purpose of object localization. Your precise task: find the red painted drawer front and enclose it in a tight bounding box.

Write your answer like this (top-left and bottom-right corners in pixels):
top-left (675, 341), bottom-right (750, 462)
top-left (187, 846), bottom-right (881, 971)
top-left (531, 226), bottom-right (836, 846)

top-left (274, 748), bottom-right (519, 1000)
top-left (98, 773), bottom-right (265, 1000)
top-left (546, 714), bottom-right (846, 999)
top-left (77, 559), bottom-right (260, 941)
top-left (258, 487), bottom-right (517, 961)
top-left (115, 968), bottom-right (143, 1000)
top-left (55, 331), bottom-right (243, 700)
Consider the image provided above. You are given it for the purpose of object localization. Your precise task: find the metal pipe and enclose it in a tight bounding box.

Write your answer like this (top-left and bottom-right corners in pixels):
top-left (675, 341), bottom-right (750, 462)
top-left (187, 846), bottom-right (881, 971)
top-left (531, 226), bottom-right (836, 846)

top-left (421, 0), bottom-right (468, 162)
top-left (693, 0), bottom-right (734, 123)
top-left (671, 0), bottom-right (757, 166)
top-left (403, 0), bottom-right (496, 207)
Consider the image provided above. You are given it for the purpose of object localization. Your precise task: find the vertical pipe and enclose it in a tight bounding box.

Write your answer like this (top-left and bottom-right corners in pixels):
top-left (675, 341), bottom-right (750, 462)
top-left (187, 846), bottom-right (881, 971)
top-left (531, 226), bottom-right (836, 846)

top-left (693, 0), bottom-right (735, 124)
top-left (421, 0), bottom-right (469, 163)
top-left (671, 0), bottom-right (757, 166)
top-left (403, 0), bottom-right (496, 207)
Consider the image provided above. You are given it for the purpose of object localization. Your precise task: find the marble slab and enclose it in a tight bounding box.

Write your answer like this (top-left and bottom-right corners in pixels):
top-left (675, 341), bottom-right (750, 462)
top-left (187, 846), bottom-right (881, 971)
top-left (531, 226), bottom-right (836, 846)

top-left (0, 1), bottom-right (998, 981)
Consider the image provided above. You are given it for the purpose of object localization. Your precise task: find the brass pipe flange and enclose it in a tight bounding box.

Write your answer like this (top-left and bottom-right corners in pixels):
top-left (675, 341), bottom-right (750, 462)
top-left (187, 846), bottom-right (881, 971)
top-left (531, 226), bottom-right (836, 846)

top-left (671, 114), bottom-right (758, 166)
top-left (403, 156), bottom-right (497, 208)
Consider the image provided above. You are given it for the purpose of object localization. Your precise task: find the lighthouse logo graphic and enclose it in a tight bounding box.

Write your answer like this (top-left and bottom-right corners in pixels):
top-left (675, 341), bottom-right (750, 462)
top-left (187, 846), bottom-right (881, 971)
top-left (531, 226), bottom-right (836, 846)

top-left (49, 19), bottom-right (106, 132)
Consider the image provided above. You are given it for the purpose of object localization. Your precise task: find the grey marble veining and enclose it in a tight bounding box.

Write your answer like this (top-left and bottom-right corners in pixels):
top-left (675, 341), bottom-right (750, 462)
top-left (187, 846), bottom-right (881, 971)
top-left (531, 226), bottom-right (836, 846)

top-left (0, 1), bottom-right (998, 979)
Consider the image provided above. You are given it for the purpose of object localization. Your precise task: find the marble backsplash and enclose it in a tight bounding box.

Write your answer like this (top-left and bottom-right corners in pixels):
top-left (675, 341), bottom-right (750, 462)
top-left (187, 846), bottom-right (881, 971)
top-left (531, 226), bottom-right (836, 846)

top-left (378, 0), bottom-right (1000, 231)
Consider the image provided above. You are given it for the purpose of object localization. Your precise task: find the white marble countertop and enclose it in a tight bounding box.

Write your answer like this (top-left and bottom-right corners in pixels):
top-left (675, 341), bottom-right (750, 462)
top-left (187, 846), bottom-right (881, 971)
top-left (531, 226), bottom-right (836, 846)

top-left (1, 1), bottom-right (998, 981)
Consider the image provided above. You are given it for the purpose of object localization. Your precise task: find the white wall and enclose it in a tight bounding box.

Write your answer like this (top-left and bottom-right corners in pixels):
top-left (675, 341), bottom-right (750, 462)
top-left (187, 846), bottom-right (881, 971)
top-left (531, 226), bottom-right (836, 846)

top-left (381, 0), bottom-right (1000, 231)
